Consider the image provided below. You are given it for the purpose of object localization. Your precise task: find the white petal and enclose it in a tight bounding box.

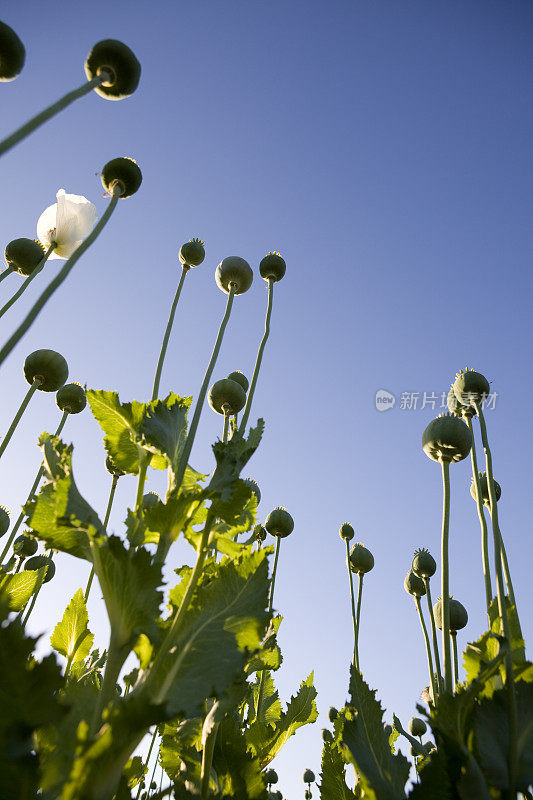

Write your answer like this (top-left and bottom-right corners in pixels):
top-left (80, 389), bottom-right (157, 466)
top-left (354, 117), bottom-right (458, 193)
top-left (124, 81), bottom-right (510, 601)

top-left (36, 201), bottom-right (63, 259)
top-left (46, 190), bottom-right (98, 259)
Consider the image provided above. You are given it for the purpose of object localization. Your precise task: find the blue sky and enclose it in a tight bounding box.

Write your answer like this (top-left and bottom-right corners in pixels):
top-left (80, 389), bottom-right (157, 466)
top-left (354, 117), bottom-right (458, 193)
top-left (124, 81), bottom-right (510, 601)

top-left (1, 1), bottom-right (532, 796)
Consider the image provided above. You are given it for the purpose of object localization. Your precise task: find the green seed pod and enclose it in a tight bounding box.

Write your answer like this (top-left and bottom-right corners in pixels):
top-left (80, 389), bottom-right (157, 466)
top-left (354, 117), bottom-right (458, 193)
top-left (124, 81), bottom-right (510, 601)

top-left (179, 238), bottom-right (205, 268)
top-left (305, 791), bottom-right (312, 800)
top-left (226, 370), bottom-right (249, 393)
top-left (470, 471), bottom-right (501, 506)
top-left (24, 349), bottom-right (68, 392)
top-left (0, 21), bottom-right (25, 81)
top-left (446, 385), bottom-right (476, 419)
top-left (56, 382), bottom-right (87, 414)
top-left (143, 492), bottom-right (159, 508)
top-left (412, 548), bottom-right (436, 579)
top-left (254, 524), bottom-right (267, 542)
top-left (328, 706), bottom-right (338, 722)
top-left (101, 157), bottom-right (142, 198)
top-left (260, 251), bottom-right (286, 282)
top-left (303, 769), bottom-right (315, 783)
top-left (208, 378), bottom-right (247, 415)
top-left (349, 542), bottom-right (374, 574)
top-left (265, 507), bottom-right (294, 538)
top-left (14, 533), bottom-right (38, 557)
top-left (84, 39), bottom-right (141, 100)
top-left (243, 479), bottom-right (261, 504)
top-left (339, 522), bottom-right (354, 542)
top-left (25, 555), bottom-right (55, 583)
top-left (0, 506), bottom-right (10, 537)
top-left (215, 256), bottom-right (253, 295)
top-left (408, 717), bottom-right (427, 737)
top-left (264, 769), bottom-right (278, 785)
top-left (422, 413), bottom-right (472, 463)
top-left (4, 238), bottom-right (45, 276)
top-left (105, 455), bottom-right (125, 477)
top-left (433, 598), bottom-right (468, 631)
top-left (404, 570), bottom-right (426, 597)
top-left (453, 368), bottom-right (490, 408)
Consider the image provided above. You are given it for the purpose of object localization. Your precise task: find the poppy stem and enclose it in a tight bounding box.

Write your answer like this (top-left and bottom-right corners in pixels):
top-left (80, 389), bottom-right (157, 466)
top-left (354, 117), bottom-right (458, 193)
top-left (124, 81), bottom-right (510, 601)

top-left (465, 415), bottom-right (492, 622)
top-left (0, 377), bottom-right (41, 461)
top-left (238, 278), bottom-right (274, 435)
top-left (424, 577), bottom-right (443, 696)
top-left (451, 630), bottom-right (459, 690)
top-left (0, 244), bottom-right (55, 320)
top-left (345, 540), bottom-right (358, 667)
top-left (0, 267), bottom-right (14, 284)
top-left (354, 573), bottom-right (364, 671)
top-left (0, 74), bottom-right (107, 158)
top-left (415, 595), bottom-right (438, 702)
top-left (84, 472), bottom-right (120, 602)
top-left (440, 458), bottom-right (453, 693)
top-left (151, 266), bottom-right (189, 401)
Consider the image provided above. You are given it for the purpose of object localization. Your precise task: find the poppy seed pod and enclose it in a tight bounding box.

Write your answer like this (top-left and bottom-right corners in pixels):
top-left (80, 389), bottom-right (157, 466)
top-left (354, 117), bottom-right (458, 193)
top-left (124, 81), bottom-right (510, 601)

top-left (101, 157), bottom-right (142, 198)
top-left (453, 368), bottom-right (490, 409)
top-left (226, 370), bottom-right (249, 393)
top-left (433, 598), bottom-right (468, 632)
top-left (260, 251), bottom-right (286, 282)
top-left (422, 414), bottom-right (472, 463)
top-left (0, 507), bottom-right (10, 537)
top-left (25, 555), bottom-right (55, 583)
top-left (0, 21), bottom-right (25, 81)
top-left (254, 524), bottom-right (267, 542)
top-left (24, 350), bottom-right (68, 392)
top-left (84, 39), bottom-right (141, 100)
top-left (264, 769), bottom-right (278, 785)
top-left (105, 455), bottom-right (125, 477)
top-left (143, 492), bottom-right (159, 509)
top-left (179, 238), bottom-right (205, 268)
top-left (470, 471), bottom-right (501, 506)
top-left (412, 548), bottom-right (436, 579)
top-left (404, 570), bottom-right (426, 597)
top-left (446, 386), bottom-right (475, 419)
top-left (4, 238), bottom-right (45, 276)
top-left (349, 543), bottom-right (374, 574)
top-left (215, 256), bottom-right (253, 295)
top-left (56, 383), bottom-right (87, 414)
top-left (339, 522), bottom-right (354, 542)
top-left (408, 717), bottom-right (427, 737)
top-left (14, 533), bottom-right (38, 557)
top-left (208, 378), bottom-right (247, 416)
top-left (265, 507), bottom-right (294, 538)
top-left (303, 769), bottom-right (315, 784)
top-left (243, 479), bottom-right (261, 504)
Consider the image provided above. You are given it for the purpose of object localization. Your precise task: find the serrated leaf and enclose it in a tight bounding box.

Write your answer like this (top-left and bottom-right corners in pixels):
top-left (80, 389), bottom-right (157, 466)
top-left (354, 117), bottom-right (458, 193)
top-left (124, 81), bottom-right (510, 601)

top-left (0, 567), bottom-right (46, 610)
top-left (208, 420), bottom-right (265, 502)
top-left (139, 393), bottom-right (191, 488)
top-left (123, 755), bottom-right (147, 789)
top-left (213, 715), bottom-right (267, 799)
top-left (246, 615), bottom-right (283, 674)
top-left (408, 747), bottom-right (451, 799)
top-left (319, 730), bottom-right (360, 800)
top-left (342, 668), bottom-right (409, 800)
top-left (87, 390), bottom-right (155, 475)
top-left (51, 589), bottom-right (94, 664)
top-left (144, 491), bottom-right (205, 549)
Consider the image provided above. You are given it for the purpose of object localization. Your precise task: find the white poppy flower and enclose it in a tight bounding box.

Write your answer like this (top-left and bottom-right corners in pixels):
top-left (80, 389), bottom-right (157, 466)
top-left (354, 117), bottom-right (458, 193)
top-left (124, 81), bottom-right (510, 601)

top-left (37, 189), bottom-right (97, 259)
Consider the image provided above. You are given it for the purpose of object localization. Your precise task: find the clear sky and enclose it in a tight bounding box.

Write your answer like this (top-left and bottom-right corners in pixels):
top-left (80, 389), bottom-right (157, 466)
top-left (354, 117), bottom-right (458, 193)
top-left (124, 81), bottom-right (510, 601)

top-left (1, 1), bottom-right (532, 797)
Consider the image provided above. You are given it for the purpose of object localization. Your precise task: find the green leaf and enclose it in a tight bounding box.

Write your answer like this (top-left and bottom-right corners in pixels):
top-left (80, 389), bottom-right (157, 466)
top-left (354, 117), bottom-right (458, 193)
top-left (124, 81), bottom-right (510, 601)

top-left (246, 615), bottom-right (283, 674)
top-left (25, 435), bottom-right (102, 561)
top-left (86, 390), bottom-right (155, 474)
top-left (139, 393), bottom-right (192, 488)
top-left (50, 589), bottom-right (94, 664)
top-left (123, 755), bottom-right (147, 789)
top-left (147, 547), bottom-right (270, 718)
top-left (342, 668), bottom-right (409, 800)
top-left (213, 715), bottom-right (267, 799)
top-left (0, 566), bottom-right (46, 610)
top-left (144, 491), bottom-right (205, 549)
top-left (407, 747), bottom-right (451, 800)
top-left (208, 420), bottom-right (265, 502)
top-left (319, 730), bottom-right (359, 800)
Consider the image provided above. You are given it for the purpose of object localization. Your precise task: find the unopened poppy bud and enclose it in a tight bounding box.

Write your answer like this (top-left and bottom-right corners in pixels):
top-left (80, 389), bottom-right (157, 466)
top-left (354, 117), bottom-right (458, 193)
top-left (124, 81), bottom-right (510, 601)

top-left (404, 570), bottom-right (426, 598)
top-left (422, 414), bottom-right (472, 463)
top-left (14, 533), bottom-right (38, 557)
top-left (106, 455), bottom-right (125, 477)
top-left (264, 769), bottom-right (278, 785)
top-left (339, 522), bottom-right (354, 542)
top-left (25, 555), bottom-right (55, 582)
top-left (412, 548), bottom-right (436, 579)
top-left (260, 251), bottom-right (286, 282)
top-left (85, 39), bottom-right (141, 100)
top-left (56, 383), bottom-right (86, 414)
top-left (208, 378), bottom-right (246, 415)
top-left (215, 256), bottom-right (253, 295)
top-left (142, 492), bottom-right (159, 509)
top-left (24, 350), bottom-right (68, 392)
top-left (179, 238), bottom-right (205, 268)
top-left (408, 717), bottom-right (427, 737)
top-left (349, 543), bottom-right (374, 574)
top-left (470, 471), bottom-right (501, 506)
top-left (433, 598), bottom-right (468, 631)
top-left (101, 157), bottom-right (142, 198)
top-left (452, 368), bottom-right (490, 408)
top-left (303, 769), bottom-right (315, 783)
top-left (4, 238), bottom-right (45, 275)
top-left (0, 507), bottom-right (10, 537)
top-left (265, 507), bottom-right (294, 538)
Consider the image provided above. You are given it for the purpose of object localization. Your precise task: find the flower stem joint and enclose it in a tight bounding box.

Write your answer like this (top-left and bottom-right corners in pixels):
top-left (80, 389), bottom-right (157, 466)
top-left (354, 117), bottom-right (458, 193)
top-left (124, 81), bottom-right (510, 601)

top-left (4, 239), bottom-right (46, 276)
top-left (265, 507), bottom-right (294, 538)
top-left (0, 21), bottom-right (25, 81)
top-left (24, 349), bottom-right (68, 392)
top-left (84, 39), bottom-right (141, 100)
top-left (101, 157), bottom-right (142, 198)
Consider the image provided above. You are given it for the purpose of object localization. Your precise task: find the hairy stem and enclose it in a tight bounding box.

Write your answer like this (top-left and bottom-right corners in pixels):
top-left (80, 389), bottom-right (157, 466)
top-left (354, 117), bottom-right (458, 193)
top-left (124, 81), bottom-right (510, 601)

top-left (0, 244), bottom-right (55, 320)
top-left (84, 473), bottom-right (120, 602)
top-left (415, 595), bottom-right (438, 703)
top-left (440, 459), bottom-right (453, 693)
top-left (0, 188), bottom-right (121, 368)
top-left (239, 278), bottom-right (274, 434)
top-left (466, 415), bottom-right (492, 621)
top-left (424, 577), bottom-right (443, 696)
top-left (345, 540), bottom-right (357, 666)
top-left (151, 266), bottom-right (189, 401)
top-left (0, 378), bottom-right (41, 461)
top-left (0, 75), bottom-right (106, 158)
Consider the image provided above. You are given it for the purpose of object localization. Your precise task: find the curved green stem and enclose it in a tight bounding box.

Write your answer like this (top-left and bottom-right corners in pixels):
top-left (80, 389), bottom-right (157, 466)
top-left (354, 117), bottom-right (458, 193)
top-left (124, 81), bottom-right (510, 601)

top-left (0, 267), bottom-right (14, 284)
top-left (0, 244), bottom-right (55, 320)
top-left (451, 630), bottom-right (459, 690)
top-left (354, 573), bottom-right (364, 671)
top-left (415, 595), bottom-right (438, 703)
top-left (151, 267), bottom-right (189, 401)
top-left (0, 378), bottom-right (41, 461)
top-left (0, 75), bottom-right (105, 158)
top-left (424, 577), bottom-right (443, 696)
top-left (222, 410), bottom-right (230, 444)
top-left (499, 535), bottom-right (516, 608)
top-left (200, 720), bottom-right (220, 799)
top-left (239, 278), bottom-right (274, 434)
top-left (474, 402), bottom-right (518, 799)
top-left (466, 416), bottom-right (492, 620)
top-left (0, 189), bottom-right (121, 369)
top-left (0, 410), bottom-right (68, 565)
top-left (84, 473), bottom-right (120, 602)
top-left (345, 540), bottom-right (357, 666)
top-left (134, 454), bottom-right (151, 513)
top-left (21, 548), bottom-right (53, 626)
top-left (135, 727), bottom-right (158, 800)
top-left (440, 459), bottom-right (453, 693)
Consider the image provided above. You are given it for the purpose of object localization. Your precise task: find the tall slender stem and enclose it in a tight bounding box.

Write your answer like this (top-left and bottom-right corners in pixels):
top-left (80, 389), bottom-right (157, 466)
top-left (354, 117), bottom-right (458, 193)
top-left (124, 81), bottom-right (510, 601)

top-left (354, 573), bottom-right (364, 671)
top-left (0, 244), bottom-right (55, 320)
top-left (440, 459), bottom-right (453, 693)
top-left (0, 75), bottom-right (105, 158)
top-left (499, 536), bottom-right (516, 608)
top-left (0, 189), bottom-right (121, 368)
top-left (222, 410), bottom-right (230, 444)
top-left (84, 473), bottom-right (119, 602)
top-left (21, 549), bottom-right (53, 626)
top-left (200, 721), bottom-right (220, 799)
top-left (91, 633), bottom-right (127, 735)
top-left (0, 410), bottom-right (68, 565)
top-left (256, 537), bottom-right (281, 720)
top-left (0, 378), bottom-right (41, 461)
top-left (135, 727), bottom-right (158, 800)
top-left (451, 630), bottom-right (459, 690)
top-left (415, 596), bottom-right (438, 702)
top-left (151, 267), bottom-right (189, 401)
top-left (239, 278), bottom-right (274, 434)
top-left (466, 416), bottom-right (492, 620)
top-left (345, 540), bottom-right (357, 666)
top-left (424, 577), bottom-right (443, 696)
top-left (474, 402), bottom-right (517, 799)
top-left (0, 267), bottom-right (14, 284)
